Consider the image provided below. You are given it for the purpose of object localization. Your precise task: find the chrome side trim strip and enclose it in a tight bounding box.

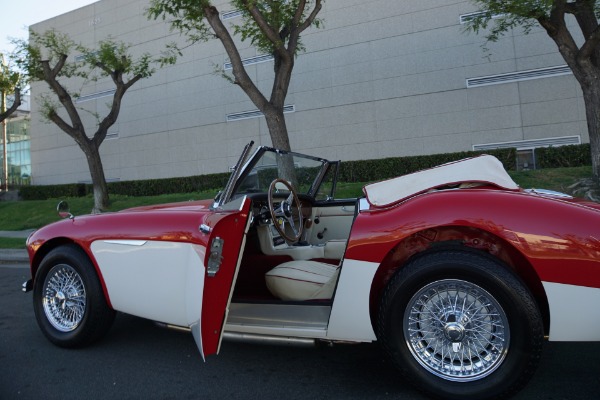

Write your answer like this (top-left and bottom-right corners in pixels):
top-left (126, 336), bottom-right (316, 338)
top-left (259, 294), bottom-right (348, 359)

top-left (102, 240), bottom-right (147, 246)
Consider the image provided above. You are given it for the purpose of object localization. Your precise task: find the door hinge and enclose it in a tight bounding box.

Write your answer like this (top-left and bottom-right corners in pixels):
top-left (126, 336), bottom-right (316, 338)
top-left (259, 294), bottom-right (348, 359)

top-left (207, 237), bottom-right (224, 277)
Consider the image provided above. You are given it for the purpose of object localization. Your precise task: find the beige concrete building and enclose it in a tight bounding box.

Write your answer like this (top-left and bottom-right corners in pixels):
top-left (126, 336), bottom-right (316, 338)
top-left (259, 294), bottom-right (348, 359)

top-left (29, 0), bottom-right (586, 185)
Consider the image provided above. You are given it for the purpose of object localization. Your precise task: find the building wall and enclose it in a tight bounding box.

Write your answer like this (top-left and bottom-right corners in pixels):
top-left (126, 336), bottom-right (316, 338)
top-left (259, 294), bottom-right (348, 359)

top-left (29, 0), bottom-right (587, 185)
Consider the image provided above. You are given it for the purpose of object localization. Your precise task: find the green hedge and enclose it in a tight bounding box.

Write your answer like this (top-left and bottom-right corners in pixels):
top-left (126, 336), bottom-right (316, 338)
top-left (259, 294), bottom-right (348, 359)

top-left (19, 183), bottom-right (88, 200)
top-left (535, 143), bottom-right (591, 168)
top-left (20, 172), bottom-right (230, 200)
top-left (108, 173), bottom-right (230, 197)
top-left (18, 144), bottom-right (592, 201)
top-left (338, 148), bottom-right (517, 183)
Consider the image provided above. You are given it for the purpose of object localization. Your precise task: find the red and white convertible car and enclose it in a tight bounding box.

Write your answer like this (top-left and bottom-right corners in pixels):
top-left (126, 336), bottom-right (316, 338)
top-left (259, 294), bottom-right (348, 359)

top-left (23, 143), bottom-right (600, 399)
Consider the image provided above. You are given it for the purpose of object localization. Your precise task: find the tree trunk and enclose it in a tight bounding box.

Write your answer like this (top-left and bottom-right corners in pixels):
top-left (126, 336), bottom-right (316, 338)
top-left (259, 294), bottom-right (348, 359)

top-left (263, 105), bottom-right (299, 185)
top-left (264, 105), bottom-right (291, 151)
top-left (84, 145), bottom-right (109, 213)
top-left (581, 84), bottom-right (600, 180)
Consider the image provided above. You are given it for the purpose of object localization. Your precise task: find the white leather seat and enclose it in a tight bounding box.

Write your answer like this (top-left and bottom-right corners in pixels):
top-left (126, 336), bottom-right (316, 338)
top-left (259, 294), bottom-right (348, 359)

top-left (265, 260), bottom-right (340, 301)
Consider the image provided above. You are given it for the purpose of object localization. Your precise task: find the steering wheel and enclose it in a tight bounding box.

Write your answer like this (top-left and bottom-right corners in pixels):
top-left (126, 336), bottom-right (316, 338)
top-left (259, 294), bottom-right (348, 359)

top-left (268, 178), bottom-right (303, 243)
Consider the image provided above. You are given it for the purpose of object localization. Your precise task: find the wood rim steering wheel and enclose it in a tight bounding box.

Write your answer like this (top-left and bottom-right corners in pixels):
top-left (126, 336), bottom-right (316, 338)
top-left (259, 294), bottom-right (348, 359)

top-left (267, 178), bottom-right (303, 243)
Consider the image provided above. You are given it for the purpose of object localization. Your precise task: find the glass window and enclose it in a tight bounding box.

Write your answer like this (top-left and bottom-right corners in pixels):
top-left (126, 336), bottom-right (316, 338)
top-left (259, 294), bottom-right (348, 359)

top-left (2, 117), bottom-right (31, 186)
top-left (234, 148), bottom-right (328, 198)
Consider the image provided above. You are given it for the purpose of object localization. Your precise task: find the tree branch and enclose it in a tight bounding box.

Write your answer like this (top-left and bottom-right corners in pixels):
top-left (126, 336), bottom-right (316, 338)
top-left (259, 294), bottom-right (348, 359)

top-left (203, 5), bottom-right (269, 110)
top-left (297, 0), bottom-right (322, 33)
top-left (578, 25), bottom-right (600, 66)
top-left (241, 0), bottom-right (289, 58)
top-left (40, 58), bottom-right (86, 136)
top-left (288, 0), bottom-right (321, 55)
top-left (0, 87), bottom-right (21, 122)
top-left (570, 0), bottom-right (600, 66)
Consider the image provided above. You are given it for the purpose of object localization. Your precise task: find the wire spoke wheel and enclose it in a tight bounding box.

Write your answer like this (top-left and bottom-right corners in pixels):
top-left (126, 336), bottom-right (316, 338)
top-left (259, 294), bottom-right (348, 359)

top-left (404, 279), bottom-right (509, 381)
top-left (33, 245), bottom-right (115, 348)
top-left (42, 264), bottom-right (87, 332)
top-left (378, 249), bottom-right (544, 400)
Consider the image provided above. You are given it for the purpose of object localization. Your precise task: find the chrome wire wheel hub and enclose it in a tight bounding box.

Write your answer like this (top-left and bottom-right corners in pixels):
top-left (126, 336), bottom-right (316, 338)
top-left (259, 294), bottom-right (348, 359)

top-left (404, 279), bottom-right (510, 382)
top-left (42, 264), bottom-right (86, 332)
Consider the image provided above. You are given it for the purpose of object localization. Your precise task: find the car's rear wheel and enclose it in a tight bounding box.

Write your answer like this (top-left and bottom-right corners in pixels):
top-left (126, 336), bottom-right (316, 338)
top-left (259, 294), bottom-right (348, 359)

top-left (378, 248), bottom-right (543, 400)
top-left (33, 244), bottom-right (115, 348)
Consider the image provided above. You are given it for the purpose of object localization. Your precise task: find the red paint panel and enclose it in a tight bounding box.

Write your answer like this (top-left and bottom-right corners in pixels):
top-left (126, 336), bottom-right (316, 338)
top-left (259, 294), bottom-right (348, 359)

top-left (27, 200), bottom-right (215, 309)
top-left (347, 189), bottom-right (600, 289)
top-left (200, 199), bottom-right (252, 356)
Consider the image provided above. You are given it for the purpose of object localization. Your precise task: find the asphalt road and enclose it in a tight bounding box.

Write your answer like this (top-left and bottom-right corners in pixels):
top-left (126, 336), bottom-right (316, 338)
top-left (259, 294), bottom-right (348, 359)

top-left (2, 263), bottom-right (600, 400)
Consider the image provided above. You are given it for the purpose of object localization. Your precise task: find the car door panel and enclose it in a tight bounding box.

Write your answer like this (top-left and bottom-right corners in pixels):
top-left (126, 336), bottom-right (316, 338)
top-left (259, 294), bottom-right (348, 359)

top-left (200, 197), bottom-right (252, 356)
top-left (307, 200), bottom-right (356, 245)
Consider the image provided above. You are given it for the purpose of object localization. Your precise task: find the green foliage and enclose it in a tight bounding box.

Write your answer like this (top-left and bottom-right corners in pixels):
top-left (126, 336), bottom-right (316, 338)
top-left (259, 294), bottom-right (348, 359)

top-left (338, 148), bottom-right (517, 183)
top-left (19, 173), bottom-right (230, 200)
top-left (0, 237), bottom-right (26, 249)
top-left (0, 53), bottom-right (23, 123)
top-left (465, 0), bottom-right (552, 41)
top-left (77, 38), bottom-right (156, 80)
top-left (19, 183), bottom-right (88, 200)
top-left (4, 165), bottom-right (596, 232)
top-left (13, 30), bottom-right (82, 81)
top-left (108, 173), bottom-right (229, 197)
top-left (147, 0), bottom-right (323, 56)
top-left (231, 0), bottom-right (323, 55)
top-left (18, 145), bottom-right (594, 201)
top-left (465, 1), bottom-right (600, 42)
top-left (147, 0), bottom-right (214, 44)
top-left (0, 56), bottom-right (22, 93)
top-left (14, 30), bottom-right (163, 85)
top-left (536, 143), bottom-right (592, 168)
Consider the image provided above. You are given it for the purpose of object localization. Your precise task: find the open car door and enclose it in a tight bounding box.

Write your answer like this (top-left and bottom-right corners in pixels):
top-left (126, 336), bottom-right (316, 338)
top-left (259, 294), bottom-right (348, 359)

top-left (193, 143), bottom-right (256, 358)
top-left (191, 196), bottom-right (252, 358)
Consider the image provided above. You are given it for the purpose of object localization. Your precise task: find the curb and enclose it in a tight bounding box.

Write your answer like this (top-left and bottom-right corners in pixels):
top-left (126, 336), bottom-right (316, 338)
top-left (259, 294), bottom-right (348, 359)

top-left (0, 249), bottom-right (29, 263)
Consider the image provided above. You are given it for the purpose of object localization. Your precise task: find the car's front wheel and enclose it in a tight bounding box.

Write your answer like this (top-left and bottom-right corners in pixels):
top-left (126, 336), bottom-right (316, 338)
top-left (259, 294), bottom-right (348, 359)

top-left (378, 249), bottom-right (544, 400)
top-left (33, 244), bottom-right (115, 348)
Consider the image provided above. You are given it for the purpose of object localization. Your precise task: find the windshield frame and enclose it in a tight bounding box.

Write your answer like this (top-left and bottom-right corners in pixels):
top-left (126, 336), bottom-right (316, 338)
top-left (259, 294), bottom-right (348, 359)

top-left (214, 145), bottom-right (337, 208)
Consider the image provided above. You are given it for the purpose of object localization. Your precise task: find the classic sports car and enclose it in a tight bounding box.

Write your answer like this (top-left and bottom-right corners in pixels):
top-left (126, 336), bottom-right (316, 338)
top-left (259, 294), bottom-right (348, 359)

top-left (23, 142), bottom-right (600, 399)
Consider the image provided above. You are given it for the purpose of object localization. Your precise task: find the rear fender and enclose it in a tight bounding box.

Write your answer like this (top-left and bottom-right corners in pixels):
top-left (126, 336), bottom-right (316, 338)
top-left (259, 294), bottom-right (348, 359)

top-left (368, 226), bottom-right (550, 335)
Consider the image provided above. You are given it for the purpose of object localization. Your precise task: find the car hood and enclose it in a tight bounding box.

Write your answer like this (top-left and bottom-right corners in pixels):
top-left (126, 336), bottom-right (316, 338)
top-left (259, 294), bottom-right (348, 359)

top-left (122, 199), bottom-right (213, 212)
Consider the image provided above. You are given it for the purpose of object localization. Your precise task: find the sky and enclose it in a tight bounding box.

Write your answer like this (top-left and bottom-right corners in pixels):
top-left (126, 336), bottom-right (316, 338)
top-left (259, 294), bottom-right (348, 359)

top-left (0, 0), bottom-right (98, 54)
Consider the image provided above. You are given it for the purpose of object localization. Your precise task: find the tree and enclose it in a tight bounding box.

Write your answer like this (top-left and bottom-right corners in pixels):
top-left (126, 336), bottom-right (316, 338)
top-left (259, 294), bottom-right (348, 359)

top-left (465, 0), bottom-right (600, 179)
top-left (0, 54), bottom-right (22, 124)
top-left (148, 0), bottom-right (323, 152)
top-left (13, 29), bottom-right (172, 213)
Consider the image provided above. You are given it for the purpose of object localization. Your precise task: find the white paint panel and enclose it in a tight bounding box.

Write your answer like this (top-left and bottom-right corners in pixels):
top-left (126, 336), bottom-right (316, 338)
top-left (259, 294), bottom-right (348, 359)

top-left (327, 259), bottom-right (377, 341)
top-left (543, 281), bottom-right (600, 341)
top-left (91, 240), bottom-right (205, 328)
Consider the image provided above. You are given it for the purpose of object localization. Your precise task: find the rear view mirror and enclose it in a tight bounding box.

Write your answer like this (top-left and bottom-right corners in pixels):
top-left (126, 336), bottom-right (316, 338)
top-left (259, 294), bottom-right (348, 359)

top-left (57, 201), bottom-right (74, 220)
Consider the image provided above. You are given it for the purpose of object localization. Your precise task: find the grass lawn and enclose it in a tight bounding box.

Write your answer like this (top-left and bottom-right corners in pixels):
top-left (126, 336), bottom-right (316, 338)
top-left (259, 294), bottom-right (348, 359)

top-left (0, 166), bottom-right (594, 235)
top-left (0, 237), bottom-right (27, 249)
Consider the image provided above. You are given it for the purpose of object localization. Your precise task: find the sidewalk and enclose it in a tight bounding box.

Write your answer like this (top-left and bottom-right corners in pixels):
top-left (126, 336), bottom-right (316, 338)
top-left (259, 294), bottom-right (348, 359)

top-left (0, 249), bottom-right (28, 263)
top-left (0, 230), bottom-right (33, 263)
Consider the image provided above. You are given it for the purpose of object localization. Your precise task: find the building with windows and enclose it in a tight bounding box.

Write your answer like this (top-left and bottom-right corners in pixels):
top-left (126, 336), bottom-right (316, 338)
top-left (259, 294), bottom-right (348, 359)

top-left (28, 0), bottom-right (587, 185)
top-left (1, 95), bottom-right (31, 187)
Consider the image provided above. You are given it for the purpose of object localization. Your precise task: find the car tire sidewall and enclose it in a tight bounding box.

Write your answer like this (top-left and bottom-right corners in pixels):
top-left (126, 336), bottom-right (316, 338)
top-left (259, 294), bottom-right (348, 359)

top-left (33, 245), bottom-right (114, 348)
top-left (379, 249), bottom-right (543, 400)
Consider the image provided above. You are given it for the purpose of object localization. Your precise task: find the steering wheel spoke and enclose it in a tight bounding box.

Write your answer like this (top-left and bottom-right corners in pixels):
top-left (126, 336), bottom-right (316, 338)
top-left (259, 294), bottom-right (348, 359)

top-left (268, 179), bottom-right (303, 243)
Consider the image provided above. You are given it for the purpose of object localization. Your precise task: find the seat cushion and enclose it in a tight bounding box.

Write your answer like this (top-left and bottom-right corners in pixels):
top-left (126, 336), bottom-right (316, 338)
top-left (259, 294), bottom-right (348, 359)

top-left (265, 261), bottom-right (340, 301)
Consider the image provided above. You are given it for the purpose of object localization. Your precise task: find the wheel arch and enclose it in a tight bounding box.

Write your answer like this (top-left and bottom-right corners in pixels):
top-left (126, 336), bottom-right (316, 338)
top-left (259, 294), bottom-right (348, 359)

top-left (31, 237), bottom-right (75, 279)
top-left (30, 238), bottom-right (112, 309)
top-left (368, 225), bottom-right (550, 336)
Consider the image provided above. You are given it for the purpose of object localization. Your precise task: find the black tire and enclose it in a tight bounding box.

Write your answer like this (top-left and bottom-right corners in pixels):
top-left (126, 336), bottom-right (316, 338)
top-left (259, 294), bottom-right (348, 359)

top-left (378, 248), bottom-right (543, 400)
top-left (33, 244), bottom-right (115, 348)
